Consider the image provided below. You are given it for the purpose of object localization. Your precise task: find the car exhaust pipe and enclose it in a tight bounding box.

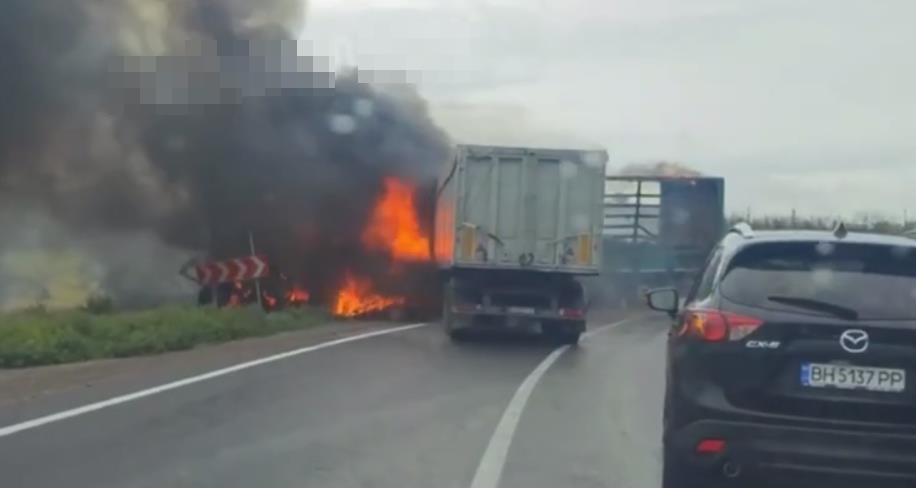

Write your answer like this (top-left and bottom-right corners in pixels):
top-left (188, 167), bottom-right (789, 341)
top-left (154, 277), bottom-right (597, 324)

top-left (722, 461), bottom-right (742, 479)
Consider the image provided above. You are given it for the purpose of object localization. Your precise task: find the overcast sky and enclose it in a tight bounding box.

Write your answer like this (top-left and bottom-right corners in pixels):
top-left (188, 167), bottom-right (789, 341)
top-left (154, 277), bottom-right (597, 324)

top-left (300, 0), bottom-right (915, 219)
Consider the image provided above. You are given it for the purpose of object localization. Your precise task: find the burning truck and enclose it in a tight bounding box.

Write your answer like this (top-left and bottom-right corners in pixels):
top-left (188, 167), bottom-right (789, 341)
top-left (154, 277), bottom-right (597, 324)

top-left (198, 143), bottom-right (608, 341)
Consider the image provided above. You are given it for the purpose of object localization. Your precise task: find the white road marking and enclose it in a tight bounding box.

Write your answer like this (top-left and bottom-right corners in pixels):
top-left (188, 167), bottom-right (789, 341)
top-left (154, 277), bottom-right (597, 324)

top-left (469, 345), bottom-right (569, 488)
top-left (583, 322), bottom-right (620, 339)
top-left (469, 317), bottom-right (636, 488)
top-left (0, 322), bottom-right (430, 439)
top-left (583, 314), bottom-right (648, 339)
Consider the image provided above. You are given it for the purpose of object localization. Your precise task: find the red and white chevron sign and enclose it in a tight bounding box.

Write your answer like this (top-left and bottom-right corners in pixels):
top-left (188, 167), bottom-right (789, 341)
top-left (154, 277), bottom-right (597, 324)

top-left (193, 255), bottom-right (269, 285)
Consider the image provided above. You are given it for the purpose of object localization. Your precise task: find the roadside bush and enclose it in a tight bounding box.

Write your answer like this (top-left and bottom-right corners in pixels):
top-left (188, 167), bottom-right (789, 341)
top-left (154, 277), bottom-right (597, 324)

top-left (0, 305), bottom-right (330, 368)
top-left (83, 293), bottom-right (115, 314)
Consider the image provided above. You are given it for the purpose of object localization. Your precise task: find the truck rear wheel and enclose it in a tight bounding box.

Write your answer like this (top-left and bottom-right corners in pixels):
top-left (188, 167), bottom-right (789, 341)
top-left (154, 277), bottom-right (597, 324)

top-left (442, 279), bottom-right (468, 341)
top-left (444, 311), bottom-right (470, 342)
top-left (546, 326), bottom-right (582, 345)
top-left (447, 327), bottom-right (469, 342)
top-left (556, 331), bottom-right (581, 345)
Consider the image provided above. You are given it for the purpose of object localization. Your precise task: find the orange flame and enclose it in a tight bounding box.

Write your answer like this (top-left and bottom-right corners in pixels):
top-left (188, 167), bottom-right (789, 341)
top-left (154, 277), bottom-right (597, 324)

top-left (286, 285), bottom-right (310, 305)
top-left (263, 292), bottom-right (278, 309)
top-left (362, 177), bottom-right (431, 262)
top-left (227, 281), bottom-right (246, 307)
top-left (332, 273), bottom-right (405, 317)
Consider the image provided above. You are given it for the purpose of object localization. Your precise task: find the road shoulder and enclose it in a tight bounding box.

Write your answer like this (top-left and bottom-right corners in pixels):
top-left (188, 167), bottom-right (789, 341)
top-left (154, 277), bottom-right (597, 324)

top-left (0, 321), bottom-right (409, 423)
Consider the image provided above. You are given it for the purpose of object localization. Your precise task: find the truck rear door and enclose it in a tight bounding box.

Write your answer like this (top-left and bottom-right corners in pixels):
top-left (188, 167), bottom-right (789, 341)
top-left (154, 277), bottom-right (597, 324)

top-left (526, 157), bottom-right (556, 266)
top-left (458, 146), bottom-right (603, 271)
top-left (461, 151), bottom-right (528, 266)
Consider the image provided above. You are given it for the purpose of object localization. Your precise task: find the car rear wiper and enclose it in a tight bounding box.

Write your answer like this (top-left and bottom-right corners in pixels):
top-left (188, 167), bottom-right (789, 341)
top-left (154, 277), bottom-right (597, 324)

top-left (767, 296), bottom-right (859, 320)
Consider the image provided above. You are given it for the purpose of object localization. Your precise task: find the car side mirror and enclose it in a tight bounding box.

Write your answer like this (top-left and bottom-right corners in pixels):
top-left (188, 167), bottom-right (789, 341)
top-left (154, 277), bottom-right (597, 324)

top-left (646, 288), bottom-right (679, 317)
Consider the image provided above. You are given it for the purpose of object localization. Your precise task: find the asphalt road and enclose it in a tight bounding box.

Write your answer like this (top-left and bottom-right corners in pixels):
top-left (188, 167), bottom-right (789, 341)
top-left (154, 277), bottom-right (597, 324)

top-left (0, 314), bottom-right (669, 488)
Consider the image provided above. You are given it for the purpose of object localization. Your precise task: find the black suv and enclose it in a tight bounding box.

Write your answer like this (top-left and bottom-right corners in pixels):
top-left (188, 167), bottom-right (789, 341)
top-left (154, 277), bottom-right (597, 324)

top-left (646, 224), bottom-right (916, 488)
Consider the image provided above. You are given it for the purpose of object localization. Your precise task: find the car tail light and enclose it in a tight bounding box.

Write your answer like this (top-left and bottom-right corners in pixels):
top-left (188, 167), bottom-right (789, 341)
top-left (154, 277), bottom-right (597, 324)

top-left (680, 309), bottom-right (763, 342)
top-left (696, 438), bottom-right (726, 454)
top-left (726, 313), bottom-right (765, 341)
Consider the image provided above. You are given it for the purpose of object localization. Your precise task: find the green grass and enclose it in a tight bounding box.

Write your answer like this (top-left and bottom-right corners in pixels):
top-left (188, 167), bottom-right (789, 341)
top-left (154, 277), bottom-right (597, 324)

top-left (0, 306), bottom-right (330, 368)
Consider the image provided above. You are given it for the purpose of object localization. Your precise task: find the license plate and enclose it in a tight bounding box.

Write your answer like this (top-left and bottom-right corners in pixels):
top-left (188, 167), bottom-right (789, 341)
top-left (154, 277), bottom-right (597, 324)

top-left (801, 363), bottom-right (906, 393)
top-left (507, 306), bottom-right (535, 315)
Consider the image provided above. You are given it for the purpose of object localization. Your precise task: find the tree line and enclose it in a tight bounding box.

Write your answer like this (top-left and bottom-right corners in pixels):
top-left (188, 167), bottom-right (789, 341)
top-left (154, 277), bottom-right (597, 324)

top-left (727, 214), bottom-right (914, 236)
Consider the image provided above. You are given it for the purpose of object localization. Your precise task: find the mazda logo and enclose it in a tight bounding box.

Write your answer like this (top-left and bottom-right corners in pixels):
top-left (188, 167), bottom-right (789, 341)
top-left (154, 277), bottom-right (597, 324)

top-left (839, 329), bottom-right (869, 354)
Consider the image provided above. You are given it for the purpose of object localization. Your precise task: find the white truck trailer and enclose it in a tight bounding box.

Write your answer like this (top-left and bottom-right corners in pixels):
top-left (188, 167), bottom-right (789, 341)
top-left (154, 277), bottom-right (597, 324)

top-left (434, 144), bottom-right (608, 343)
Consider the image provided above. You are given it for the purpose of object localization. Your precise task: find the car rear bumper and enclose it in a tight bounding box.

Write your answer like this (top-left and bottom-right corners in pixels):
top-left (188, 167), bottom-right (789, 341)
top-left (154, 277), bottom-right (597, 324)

top-left (670, 419), bottom-right (916, 486)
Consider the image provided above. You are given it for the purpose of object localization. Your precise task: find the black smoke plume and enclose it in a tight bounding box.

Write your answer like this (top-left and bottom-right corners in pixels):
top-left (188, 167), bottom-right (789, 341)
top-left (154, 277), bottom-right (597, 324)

top-left (0, 0), bottom-right (450, 308)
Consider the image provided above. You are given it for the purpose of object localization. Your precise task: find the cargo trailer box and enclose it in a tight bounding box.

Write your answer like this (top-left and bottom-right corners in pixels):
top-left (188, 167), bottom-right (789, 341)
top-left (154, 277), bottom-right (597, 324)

top-left (600, 176), bottom-right (725, 303)
top-left (434, 144), bottom-right (607, 275)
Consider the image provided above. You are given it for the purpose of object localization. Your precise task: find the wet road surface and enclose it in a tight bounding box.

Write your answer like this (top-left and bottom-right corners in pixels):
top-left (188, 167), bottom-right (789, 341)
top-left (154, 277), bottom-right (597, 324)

top-left (0, 314), bottom-right (669, 488)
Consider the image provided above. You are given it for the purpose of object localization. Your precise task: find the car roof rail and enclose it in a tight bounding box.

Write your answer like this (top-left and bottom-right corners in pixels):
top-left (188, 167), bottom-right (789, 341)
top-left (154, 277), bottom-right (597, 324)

top-left (728, 222), bottom-right (755, 239)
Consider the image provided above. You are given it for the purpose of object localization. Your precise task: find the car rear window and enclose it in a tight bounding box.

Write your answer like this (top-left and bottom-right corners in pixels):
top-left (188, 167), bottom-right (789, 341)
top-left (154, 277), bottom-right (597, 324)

top-left (720, 241), bottom-right (916, 320)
